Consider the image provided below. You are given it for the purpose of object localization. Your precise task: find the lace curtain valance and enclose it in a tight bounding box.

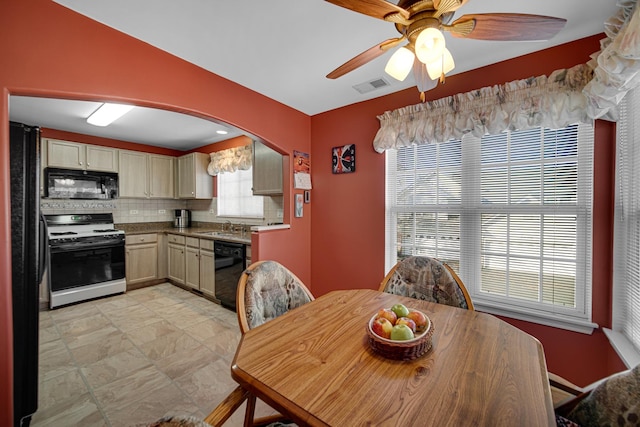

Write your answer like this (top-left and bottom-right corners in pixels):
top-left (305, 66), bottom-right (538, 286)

top-left (373, 63), bottom-right (593, 153)
top-left (207, 144), bottom-right (252, 176)
top-left (583, 0), bottom-right (640, 121)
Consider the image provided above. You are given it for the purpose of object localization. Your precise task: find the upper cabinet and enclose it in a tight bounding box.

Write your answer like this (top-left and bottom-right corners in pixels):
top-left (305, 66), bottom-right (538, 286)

top-left (45, 138), bottom-right (118, 172)
top-left (177, 152), bottom-right (213, 199)
top-left (252, 141), bottom-right (283, 195)
top-left (119, 150), bottom-right (175, 199)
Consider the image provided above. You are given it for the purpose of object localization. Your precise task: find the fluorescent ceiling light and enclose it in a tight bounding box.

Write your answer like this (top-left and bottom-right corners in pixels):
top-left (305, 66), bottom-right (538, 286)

top-left (216, 130), bottom-right (228, 135)
top-left (87, 103), bottom-right (134, 126)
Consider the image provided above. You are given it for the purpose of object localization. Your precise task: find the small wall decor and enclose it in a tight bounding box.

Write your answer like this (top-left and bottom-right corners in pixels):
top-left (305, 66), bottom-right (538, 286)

top-left (293, 150), bottom-right (312, 189)
top-left (295, 193), bottom-right (304, 217)
top-left (332, 144), bottom-right (356, 174)
top-left (304, 190), bottom-right (310, 204)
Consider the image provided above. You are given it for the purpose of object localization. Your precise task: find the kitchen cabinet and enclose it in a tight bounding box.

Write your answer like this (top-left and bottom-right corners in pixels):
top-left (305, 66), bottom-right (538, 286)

top-left (149, 154), bottom-right (175, 198)
top-left (177, 152), bottom-right (213, 199)
top-left (125, 233), bottom-right (158, 285)
top-left (119, 150), bottom-right (175, 198)
top-left (199, 239), bottom-right (215, 298)
top-left (167, 233), bottom-right (186, 284)
top-left (252, 141), bottom-right (283, 195)
top-left (184, 237), bottom-right (216, 297)
top-left (185, 237), bottom-right (200, 290)
top-left (45, 138), bottom-right (118, 172)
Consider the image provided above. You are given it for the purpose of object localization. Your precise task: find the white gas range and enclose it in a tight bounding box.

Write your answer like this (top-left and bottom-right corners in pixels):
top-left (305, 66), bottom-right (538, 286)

top-left (44, 213), bottom-right (126, 308)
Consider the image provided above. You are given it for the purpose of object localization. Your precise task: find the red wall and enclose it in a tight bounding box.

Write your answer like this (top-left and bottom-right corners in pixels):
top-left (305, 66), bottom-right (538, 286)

top-left (0, 1), bottom-right (626, 425)
top-left (310, 34), bottom-right (626, 387)
top-left (0, 1), bottom-right (310, 425)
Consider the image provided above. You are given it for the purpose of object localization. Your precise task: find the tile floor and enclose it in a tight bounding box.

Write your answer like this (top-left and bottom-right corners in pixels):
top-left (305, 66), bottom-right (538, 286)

top-left (33, 283), bottom-right (275, 426)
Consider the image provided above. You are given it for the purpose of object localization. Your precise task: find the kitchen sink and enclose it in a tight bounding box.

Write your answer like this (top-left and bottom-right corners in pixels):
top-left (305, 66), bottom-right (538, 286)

top-left (195, 231), bottom-right (238, 238)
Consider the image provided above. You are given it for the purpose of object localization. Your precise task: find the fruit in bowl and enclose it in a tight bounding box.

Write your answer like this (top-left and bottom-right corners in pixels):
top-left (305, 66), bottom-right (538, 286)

top-left (371, 317), bottom-right (394, 339)
top-left (390, 324), bottom-right (415, 341)
top-left (370, 304), bottom-right (429, 342)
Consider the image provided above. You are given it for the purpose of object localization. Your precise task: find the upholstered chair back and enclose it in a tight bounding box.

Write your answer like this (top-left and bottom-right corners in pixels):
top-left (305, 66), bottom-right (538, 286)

top-left (379, 256), bottom-right (474, 310)
top-left (237, 260), bottom-right (314, 333)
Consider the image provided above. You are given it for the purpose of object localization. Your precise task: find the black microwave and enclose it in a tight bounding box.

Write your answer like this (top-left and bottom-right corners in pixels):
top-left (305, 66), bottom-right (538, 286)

top-left (44, 167), bottom-right (119, 199)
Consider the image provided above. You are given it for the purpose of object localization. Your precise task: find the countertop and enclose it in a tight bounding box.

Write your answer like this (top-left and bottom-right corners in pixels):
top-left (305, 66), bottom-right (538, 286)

top-left (116, 222), bottom-right (252, 245)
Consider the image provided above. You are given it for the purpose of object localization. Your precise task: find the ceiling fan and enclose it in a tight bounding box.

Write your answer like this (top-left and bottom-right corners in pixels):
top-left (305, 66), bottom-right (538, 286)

top-left (325, 0), bottom-right (567, 101)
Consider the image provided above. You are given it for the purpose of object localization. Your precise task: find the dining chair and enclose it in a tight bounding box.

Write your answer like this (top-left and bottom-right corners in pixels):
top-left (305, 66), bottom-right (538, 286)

top-left (552, 364), bottom-right (640, 426)
top-left (231, 260), bottom-right (315, 426)
top-left (379, 256), bottom-right (474, 310)
top-left (236, 260), bottom-right (315, 333)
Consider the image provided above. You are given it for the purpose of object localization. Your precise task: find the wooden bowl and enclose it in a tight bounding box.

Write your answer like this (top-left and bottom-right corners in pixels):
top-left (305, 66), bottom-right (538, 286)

top-left (366, 309), bottom-right (435, 361)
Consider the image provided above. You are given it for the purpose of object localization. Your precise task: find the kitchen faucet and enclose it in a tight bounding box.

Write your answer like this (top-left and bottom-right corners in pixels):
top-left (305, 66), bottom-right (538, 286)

top-left (224, 220), bottom-right (232, 232)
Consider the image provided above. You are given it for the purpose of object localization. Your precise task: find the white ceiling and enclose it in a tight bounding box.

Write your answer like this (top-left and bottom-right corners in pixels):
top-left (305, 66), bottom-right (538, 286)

top-left (9, 0), bottom-right (618, 150)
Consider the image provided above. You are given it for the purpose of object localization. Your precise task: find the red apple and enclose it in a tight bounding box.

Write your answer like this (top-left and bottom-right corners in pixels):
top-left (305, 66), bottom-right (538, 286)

top-left (407, 310), bottom-right (428, 332)
top-left (371, 317), bottom-right (394, 339)
top-left (376, 308), bottom-right (398, 325)
top-left (396, 317), bottom-right (417, 333)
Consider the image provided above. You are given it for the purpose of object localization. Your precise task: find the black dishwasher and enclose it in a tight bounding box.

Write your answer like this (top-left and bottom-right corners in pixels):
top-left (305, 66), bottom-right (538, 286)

top-left (214, 241), bottom-right (246, 311)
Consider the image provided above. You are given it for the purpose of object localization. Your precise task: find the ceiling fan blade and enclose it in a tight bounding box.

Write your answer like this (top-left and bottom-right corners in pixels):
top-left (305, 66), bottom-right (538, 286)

top-left (325, 0), bottom-right (409, 21)
top-left (448, 13), bottom-right (567, 41)
top-left (432, 0), bottom-right (469, 17)
top-left (326, 37), bottom-right (404, 79)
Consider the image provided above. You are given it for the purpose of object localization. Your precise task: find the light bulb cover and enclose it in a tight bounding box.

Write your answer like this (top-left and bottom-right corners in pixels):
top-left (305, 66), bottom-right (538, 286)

top-left (87, 103), bottom-right (134, 126)
top-left (426, 47), bottom-right (455, 80)
top-left (415, 28), bottom-right (446, 65)
top-left (384, 47), bottom-right (415, 81)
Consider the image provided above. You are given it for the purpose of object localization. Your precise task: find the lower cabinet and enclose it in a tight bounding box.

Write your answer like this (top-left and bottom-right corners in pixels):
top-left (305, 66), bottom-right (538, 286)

top-left (125, 233), bottom-right (158, 285)
top-left (199, 239), bottom-right (215, 298)
top-left (167, 234), bottom-right (186, 284)
top-left (184, 237), bottom-right (216, 297)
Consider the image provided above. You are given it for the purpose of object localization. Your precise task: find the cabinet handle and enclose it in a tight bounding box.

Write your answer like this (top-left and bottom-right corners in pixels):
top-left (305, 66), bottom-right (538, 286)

top-left (87, 163), bottom-right (90, 167)
top-left (140, 238), bottom-right (145, 241)
top-left (79, 161), bottom-right (83, 165)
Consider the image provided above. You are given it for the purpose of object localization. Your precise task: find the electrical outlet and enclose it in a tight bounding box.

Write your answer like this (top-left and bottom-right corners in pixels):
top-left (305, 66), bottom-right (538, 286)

top-left (276, 209), bottom-right (283, 219)
top-left (130, 210), bottom-right (139, 215)
top-left (209, 209), bottom-right (215, 214)
top-left (158, 209), bottom-right (166, 214)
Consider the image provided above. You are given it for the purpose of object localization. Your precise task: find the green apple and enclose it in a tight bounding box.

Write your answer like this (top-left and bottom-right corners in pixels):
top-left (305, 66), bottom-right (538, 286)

top-left (390, 324), bottom-right (415, 341)
top-left (390, 303), bottom-right (410, 319)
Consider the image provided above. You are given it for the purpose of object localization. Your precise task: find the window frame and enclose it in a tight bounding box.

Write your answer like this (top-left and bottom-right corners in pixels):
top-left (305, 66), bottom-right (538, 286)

top-left (385, 124), bottom-right (597, 333)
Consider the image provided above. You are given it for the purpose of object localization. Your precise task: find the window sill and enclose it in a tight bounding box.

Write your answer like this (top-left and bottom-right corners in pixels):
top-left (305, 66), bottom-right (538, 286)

top-left (475, 301), bottom-right (598, 334)
top-left (603, 328), bottom-right (640, 368)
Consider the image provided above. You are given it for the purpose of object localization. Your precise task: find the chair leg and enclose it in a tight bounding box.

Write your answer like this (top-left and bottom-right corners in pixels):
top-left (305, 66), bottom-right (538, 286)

top-left (203, 385), bottom-right (249, 426)
top-left (243, 393), bottom-right (257, 427)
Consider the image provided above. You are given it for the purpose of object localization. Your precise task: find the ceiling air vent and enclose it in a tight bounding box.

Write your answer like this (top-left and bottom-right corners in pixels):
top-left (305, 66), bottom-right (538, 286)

top-left (353, 77), bottom-right (391, 94)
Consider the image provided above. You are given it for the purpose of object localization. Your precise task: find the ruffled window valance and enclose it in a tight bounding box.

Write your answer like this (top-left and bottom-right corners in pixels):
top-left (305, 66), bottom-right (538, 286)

top-left (373, 63), bottom-right (593, 153)
top-left (583, 0), bottom-right (640, 121)
top-left (207, 144), bottom-right (252, 176)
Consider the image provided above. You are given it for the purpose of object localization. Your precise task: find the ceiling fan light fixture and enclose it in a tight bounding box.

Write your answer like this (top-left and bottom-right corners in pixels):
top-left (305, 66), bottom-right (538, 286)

top-left (87, 103), bottom-right (134, 127)
top-left (415, 27), bottom-right (446, 65)
top-left (384, 46), bottom-right (415, 81)
top-left (426, 47), bottom-right (455, 80)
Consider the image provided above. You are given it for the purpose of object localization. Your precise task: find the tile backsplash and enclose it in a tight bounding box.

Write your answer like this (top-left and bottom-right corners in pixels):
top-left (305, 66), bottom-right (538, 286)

top-left (40, 196), bottom-right (284, 226)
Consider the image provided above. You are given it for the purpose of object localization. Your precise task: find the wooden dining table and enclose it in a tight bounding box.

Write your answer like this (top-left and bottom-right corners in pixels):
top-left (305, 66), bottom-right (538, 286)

top-left (231, 289), bottom-right (555, 426)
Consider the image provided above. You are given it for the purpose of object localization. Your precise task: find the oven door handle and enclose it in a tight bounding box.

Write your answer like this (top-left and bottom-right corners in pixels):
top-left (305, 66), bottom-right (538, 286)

top-left (49, 240), bottom-right (124, 253)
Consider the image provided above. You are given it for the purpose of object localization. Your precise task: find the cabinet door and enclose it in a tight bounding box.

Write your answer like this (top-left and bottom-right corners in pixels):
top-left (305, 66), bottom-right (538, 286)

top-left (252, 141), bottom-right (283, 195)
top-left (86, 145), bottom-right (118, 172)
top-left (47, 139), bottom-right (85, 170)
top-left (168, 243), bottom-right (186, 284)
top-left (149, 154), bottom-right (175, 198)
top-left (199, 249), bottom-right (215, 297)
top-left (185, 246), bottom-right (200, 290)
top-left (119, 150), bottom-right (149, 198)
top-left (126, 243), bottom-right (158, 285)
top-left (178, 152), bottom-right (213, 199)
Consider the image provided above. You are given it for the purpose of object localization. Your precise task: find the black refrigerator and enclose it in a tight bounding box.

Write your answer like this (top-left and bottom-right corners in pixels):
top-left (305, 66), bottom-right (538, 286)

top-left (10, 121), bottom-right (46, 427)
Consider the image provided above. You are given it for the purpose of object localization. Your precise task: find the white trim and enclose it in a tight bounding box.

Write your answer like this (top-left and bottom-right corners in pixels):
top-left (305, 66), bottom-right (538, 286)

top-left (603, 328), bottom-right (640, 368)
top-left (474, 301), bottom-right (598, 334)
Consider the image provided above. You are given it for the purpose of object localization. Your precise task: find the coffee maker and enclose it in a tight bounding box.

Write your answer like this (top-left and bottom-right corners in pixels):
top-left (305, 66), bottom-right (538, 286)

top-left (174, 209), bottom-right (191, 228)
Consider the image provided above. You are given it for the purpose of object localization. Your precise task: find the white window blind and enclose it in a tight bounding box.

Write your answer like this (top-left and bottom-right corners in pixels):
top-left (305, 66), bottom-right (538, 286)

top-left (386, 124), bottom-right (595, 332)
top-left (217, 167), bottom-right (264, 218)
top-left (610, 88), bottom-right (640, 367)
